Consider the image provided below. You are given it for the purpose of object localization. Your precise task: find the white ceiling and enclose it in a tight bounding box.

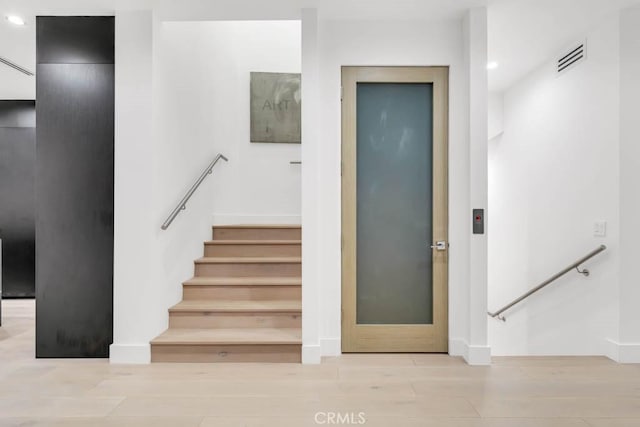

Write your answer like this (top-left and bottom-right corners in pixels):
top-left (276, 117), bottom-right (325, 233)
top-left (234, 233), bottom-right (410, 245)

top-left (1, 0), bottom-right (639, 99)
top-left (152, 0), bottom-right (489, 21)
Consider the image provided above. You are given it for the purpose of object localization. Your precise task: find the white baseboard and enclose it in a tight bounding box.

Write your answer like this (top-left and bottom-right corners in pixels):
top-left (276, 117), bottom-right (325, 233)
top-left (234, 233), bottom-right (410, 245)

top-left (109, 343), bottom-right (150, 364)
top-left (449, 339), bottom-right (467, 357)
top-left (466, 344), bottom-right (492, 365)
top-left (212, 215), bottom-right (301, 225)
top-left (320, 337), bottom-right (341, 356)
top-left (605, 339), bottom-right (640, 363)
top-left (302, 343), bottom-right (321, 364)
top-left (605, 339), bottom-right (619, 362)
top-left (449, 338), bottom-right (491, 365)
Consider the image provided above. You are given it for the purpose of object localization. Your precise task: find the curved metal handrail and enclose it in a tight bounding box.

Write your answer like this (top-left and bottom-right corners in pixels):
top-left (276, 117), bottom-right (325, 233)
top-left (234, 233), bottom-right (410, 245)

top-left (161, 154), bottom-right (228, 230)
top-left (488, 245), bottom-right (607, 321)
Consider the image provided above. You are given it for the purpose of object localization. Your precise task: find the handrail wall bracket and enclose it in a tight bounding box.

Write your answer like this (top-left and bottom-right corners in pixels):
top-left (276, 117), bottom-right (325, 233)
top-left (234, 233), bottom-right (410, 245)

top-left (488, 244), bottom-right (607, 322)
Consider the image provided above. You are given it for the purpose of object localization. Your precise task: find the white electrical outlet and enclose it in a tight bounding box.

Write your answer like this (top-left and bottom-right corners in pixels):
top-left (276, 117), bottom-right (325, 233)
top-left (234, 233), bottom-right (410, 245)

top-left (594, 221), bottom-right (607, 237)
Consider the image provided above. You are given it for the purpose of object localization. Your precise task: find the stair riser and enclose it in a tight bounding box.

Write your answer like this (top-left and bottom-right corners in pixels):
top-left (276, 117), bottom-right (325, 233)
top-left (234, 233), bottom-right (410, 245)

top-left (204, 244), bottom-right (301, 257)
top-left (195, 263), bottom-right (301, 277)
top-left (213, 228), bottom-right (301, 241)
top-left (151, 344), bottom-right (301, 363)
top-left (169, 312), bottom-right (301, 329)
top-left (183, 285), bottom-right (301, 301)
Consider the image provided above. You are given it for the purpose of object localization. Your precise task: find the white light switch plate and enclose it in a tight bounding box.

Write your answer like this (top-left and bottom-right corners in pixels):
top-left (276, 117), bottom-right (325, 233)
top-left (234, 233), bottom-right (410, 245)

top-left (594, 221), bottom-right (607, 237)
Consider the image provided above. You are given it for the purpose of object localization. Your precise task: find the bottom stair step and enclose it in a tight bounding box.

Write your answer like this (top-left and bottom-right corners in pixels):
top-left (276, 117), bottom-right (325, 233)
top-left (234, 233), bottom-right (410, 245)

top-left (152, 327), bottom-right (301, 344)
top-left (151, 344), bottom-right (301, 363)
top-left (150, 328), bottom-right (301, 363)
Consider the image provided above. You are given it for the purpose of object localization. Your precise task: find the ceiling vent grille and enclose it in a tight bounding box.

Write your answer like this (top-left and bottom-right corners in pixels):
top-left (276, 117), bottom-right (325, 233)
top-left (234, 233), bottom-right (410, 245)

top-left (0, 55), bottom-right (34, 76)
top-left (557, 41), bottom-right (586, 75)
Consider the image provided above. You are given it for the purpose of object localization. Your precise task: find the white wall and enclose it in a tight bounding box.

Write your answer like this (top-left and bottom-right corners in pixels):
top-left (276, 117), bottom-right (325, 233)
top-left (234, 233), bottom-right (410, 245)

top-left (300, 8), bottom-right (322, 362)
top-left (112, 9), bottom-right (160, 363)
top-left (465, 7), bottom-right (490, 364)
top-left (488, 15), bottom-right (620, 356)
top-left (617, 6), bottom-right (640, 363)
top-left (488, 92), bottom-right (504, 140)
top-left (159, 21), bottom-right (302, 225)
top-left (0, 22), bottom-right (35, 99)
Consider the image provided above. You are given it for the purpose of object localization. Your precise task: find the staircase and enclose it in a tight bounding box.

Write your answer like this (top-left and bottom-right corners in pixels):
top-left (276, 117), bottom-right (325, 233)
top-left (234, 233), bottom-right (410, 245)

top-left (151, 225), bottom-right (302, 363)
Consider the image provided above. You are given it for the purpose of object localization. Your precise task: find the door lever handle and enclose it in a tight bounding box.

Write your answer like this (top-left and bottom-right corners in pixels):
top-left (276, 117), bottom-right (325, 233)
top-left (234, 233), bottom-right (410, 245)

top-left (430, 241), bottom-right (448, 251)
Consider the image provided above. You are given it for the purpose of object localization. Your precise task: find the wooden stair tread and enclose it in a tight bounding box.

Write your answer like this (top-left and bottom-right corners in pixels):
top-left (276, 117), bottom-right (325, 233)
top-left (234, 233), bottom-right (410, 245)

top-left (170, 300), bottom-right (301, 312)
top-left (205, 240), bottom-right (301, 245)
top-left (195, 257), bottom-right (301, 264)
top-left (151, 328), bottom-right (302, 345)
top-left (213, 224), bottom-right (301, 229)
top-left (184, 277), bottom-right (301, 286)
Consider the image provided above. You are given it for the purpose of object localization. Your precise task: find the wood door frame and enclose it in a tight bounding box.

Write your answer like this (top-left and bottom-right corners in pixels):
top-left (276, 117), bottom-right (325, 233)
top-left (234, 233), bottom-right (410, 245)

top-left (341, 66), bottom-right (449, 353)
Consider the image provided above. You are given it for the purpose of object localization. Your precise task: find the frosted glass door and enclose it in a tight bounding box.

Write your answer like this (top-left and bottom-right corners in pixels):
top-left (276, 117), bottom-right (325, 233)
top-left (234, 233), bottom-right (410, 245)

top-left (342, 66), bottom-right (448, 353)
top-left (356, 83), bottom-right (433, 325)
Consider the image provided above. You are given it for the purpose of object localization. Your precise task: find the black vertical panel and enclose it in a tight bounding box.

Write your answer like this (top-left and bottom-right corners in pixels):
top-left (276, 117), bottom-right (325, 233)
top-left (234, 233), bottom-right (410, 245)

top-left (36, 17), bottom-right (114, 358)
top-left (37, 16), bottom-right (114, 64)
top-left (0, 101), bottom-right (36, 302)
top-left (0, 101), bottom-right (36, 126)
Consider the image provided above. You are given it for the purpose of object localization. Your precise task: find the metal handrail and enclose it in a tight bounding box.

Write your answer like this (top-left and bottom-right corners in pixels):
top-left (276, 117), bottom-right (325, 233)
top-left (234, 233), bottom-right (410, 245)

top-left (488, 244), bottom-right (607, 321)
top-left (0, 56), bottom-right (35, 76)
top-left (160, 153), bottom-right (228, 230)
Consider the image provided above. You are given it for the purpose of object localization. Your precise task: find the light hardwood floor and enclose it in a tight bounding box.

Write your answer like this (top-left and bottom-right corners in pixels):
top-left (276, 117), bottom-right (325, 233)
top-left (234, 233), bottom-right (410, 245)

top-left (0, 299), bottom-right (639, 426)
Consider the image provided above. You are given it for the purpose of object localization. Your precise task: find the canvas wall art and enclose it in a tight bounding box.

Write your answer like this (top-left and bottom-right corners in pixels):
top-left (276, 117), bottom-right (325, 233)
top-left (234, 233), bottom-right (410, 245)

top-left (250, 72), bottom-right (301, 144)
